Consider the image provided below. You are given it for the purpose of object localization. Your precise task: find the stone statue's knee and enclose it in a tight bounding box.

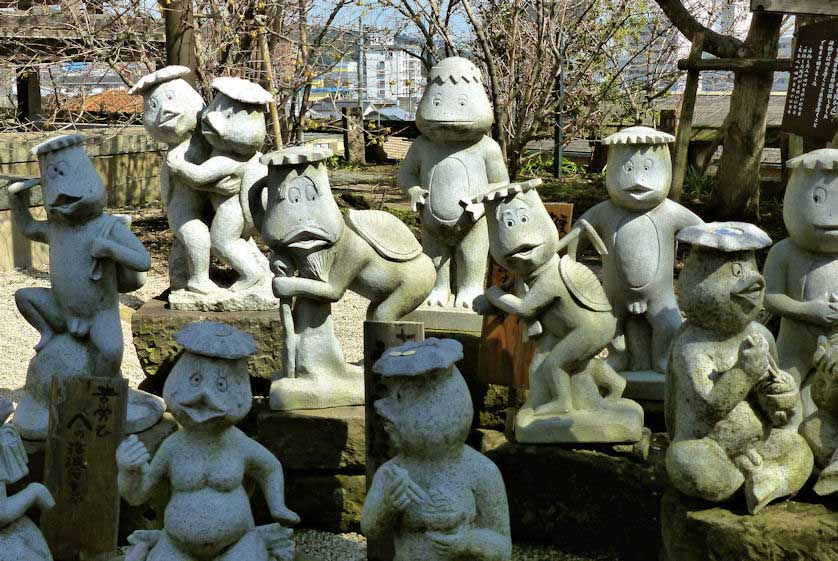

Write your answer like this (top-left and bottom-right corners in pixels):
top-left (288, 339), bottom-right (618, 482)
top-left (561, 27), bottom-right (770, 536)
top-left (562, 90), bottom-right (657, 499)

top-left (666, 439), bottom-right (743, 502)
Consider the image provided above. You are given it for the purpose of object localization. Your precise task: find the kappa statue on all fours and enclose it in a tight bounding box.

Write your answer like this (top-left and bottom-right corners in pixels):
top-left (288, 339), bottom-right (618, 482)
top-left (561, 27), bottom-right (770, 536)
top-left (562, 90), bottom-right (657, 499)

top-left (251, 146), bottom-right (434, 411)
top-left (569, 127), bottom-right (702, 385)
top-left (362, 339), bottom-right (512, 561)
top-left (666, 222), bottom-right (813, 515)
top-left (764, 149), bottom-right (838, 424)
top-left (472, 180), bottom-right (644, 444)
top-left (8, 134), bottom-right (164, 440)
top-left (117, 322), bottom-right (299, 561)
top-left (398, 56), bottom-right (509, 309)
top-left (0, 398), bottom-right (54, 561)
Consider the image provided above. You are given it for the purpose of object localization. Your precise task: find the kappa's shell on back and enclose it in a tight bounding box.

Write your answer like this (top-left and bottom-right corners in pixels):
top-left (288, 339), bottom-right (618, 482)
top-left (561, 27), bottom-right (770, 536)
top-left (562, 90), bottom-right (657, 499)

top-left (346, 209), bottom-right (423, 262)
top-left (559, 255), bottom-right (612, 312)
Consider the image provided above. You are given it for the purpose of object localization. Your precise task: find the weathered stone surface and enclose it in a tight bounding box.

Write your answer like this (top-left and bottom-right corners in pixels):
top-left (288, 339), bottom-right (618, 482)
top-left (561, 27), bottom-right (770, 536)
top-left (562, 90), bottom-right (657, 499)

top-left (131, 296), bottom-right (283, 385)
top-left (168, 282), bottom-right (278, 312)
top-left (478, 429), bottom-right (667, 559)
top-left (257, 406), bottom-right (365, 472)
top-left (661, 489), bottom-right (838, 561)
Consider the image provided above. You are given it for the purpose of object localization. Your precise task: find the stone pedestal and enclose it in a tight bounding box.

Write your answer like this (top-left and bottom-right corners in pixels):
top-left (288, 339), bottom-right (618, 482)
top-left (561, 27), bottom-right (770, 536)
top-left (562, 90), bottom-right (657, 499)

top-left (131, 296), bottom-right (284, 392)
top-left (256, 405), bottom-right (366, 532)
top-left (402, 307), bottom-right (516, 430)
top-left (661, 489), bottom-right (838, 561)
top-left (475, 429), bottom-right (666, 559)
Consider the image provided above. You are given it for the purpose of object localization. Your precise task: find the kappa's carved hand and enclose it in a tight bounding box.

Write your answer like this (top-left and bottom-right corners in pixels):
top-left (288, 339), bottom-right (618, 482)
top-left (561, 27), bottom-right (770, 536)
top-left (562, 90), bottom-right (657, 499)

top-left (27, 483), bottom-right (56, 512)
top-left (90, 238), bottom-right (113, 259)
top-left (627, 300), bottom-right (648, 315)
top-left (272, 277), bottom-right (297, 299)
top-left (117, 435), bottom-right (150, 472)
top-left (804, 297), bottom-right (838, 327)
top-left (739, 334), bottom-right (770, 381)
top-left (472, 294), bottom-right (495, 316)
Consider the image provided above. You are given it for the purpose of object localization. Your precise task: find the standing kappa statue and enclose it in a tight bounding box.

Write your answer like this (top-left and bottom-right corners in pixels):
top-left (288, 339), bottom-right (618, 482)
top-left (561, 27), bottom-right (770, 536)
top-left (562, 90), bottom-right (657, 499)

top-left (8, 134), bottom-right (164, 440)
top-left (569, 127), bottom-right (702, 395)
top-left (132, 70), bottom-right (274, 310)
top-left (764, 149), bottom-right (838, 423)
top-left (398, 56), bottom-right (509, 309)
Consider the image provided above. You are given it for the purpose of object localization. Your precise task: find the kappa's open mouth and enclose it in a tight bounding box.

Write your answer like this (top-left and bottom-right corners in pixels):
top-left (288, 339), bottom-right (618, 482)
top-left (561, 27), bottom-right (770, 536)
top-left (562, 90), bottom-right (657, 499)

top-left (48, 193), bottom-right (82, 210)
top-left (626, 185), bottom-right (653, 195)
top-left (181, 402), bottom-right (225, 424)
top-left (732, 279), bottom-right (764, 310)
top-left (283, 227), bottom-right (335, 250)
top-left (815, 224), bottom-right (838, 232)
top-left (506, 243), bottom-right (540, 260)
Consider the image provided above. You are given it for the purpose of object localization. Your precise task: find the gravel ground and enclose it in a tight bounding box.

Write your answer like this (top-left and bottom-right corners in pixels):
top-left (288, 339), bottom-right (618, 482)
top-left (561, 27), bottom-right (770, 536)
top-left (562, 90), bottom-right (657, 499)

top-left (296, 530), bottom-right (619, 561)
top-left (0, 267), bottom-right (367, 403)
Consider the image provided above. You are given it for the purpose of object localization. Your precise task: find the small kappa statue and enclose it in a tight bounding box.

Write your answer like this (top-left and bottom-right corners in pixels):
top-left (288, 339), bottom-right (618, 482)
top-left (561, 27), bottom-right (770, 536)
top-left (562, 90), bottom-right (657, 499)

top-left (117, 322), bottom-right (299, 561)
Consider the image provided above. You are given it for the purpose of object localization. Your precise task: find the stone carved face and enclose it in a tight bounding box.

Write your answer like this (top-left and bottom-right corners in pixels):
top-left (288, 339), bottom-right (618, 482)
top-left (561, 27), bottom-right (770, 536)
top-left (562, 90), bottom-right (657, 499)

top-left (606, 144), bottom-right (672, 211)
top-left (679, 248), bottom-right (765, 335)
top-left (486, 189), bottom-right (560, 277)
top-left (141, 78), bottom-right (205, 146)
top-left (163, 352), bottom-right (252, 429)
top-left (39, 145), bottom-right (106, 222)
top-left (784, 167), bottom-right (838, 254)
top-left (415, 57), bottom-right (493, 144)
top-left (261, 163), bottom-right (344, 255)
top-left (201, 93), bottom-right (267, 156)
top-left (375, 368), bottom-right (472, 458)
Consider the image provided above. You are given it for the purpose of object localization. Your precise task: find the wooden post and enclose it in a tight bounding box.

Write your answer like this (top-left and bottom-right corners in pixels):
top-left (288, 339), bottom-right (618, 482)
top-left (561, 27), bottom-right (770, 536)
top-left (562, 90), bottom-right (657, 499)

top-left (41, 376), bottom-right (127, 561)
top-left (258, 21), bottom-right (283, 150)
top-left (671, 35), bottom-right (704, 201)
top-left (163, 0), bottom-right (198, 86)
top-left (363, 320), bottom-right (424, 561)
top-left (343, 106), bottom-right (366, 165)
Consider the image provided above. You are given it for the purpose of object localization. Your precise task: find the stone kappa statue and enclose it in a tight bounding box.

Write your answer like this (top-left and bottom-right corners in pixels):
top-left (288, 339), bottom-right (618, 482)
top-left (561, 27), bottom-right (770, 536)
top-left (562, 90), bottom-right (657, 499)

top-left (362, 338), bottom-right (512, 561)
top-left (130, 66), bottom-right (214, 294)
top-left (398, 56), bottom-right (509, 309)
top-left (799, 334), bottom-right (838, 496)
top-left (569, 126), bottom-right (702, 383)
top-left (251, 146), bottom-right (435, 410)
top-left (117, 322), bottom-right (299, 561)
top-left (8, 134), bottom-right (163, 440)
top-left (0, 398), bottom-right (55, 561)
top-left (666, 222), bottom-right (813, 514)
top-left (133, 70), bottom-right (274, 309)
top-left (764, 148), bottom-right (838, 423)
top-left (472, 179), bottom-right (644, 444)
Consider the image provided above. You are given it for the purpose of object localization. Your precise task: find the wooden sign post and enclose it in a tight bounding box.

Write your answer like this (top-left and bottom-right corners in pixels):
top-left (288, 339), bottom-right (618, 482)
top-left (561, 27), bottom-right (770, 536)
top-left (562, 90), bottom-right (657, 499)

top-left (752, 0), bottom-right (838, 16)
top-left (781, 21), bottom-right (838, 143)
top-left (363, 320), bottom-right (424, 561)
top-left (479, 203), bottom-right (573, 389)
top-left (41, 376), bottom-right (128, 561)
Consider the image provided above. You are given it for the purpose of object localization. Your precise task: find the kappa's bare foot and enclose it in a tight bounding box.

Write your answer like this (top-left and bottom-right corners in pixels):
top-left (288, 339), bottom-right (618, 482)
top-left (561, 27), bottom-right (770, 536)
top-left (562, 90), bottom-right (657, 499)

top-left (426, 289), bottom-right (452, 307)
top-left (186, 278), bottom-right (220, 295)
top-left (454, 287), bottom-right (483, 309)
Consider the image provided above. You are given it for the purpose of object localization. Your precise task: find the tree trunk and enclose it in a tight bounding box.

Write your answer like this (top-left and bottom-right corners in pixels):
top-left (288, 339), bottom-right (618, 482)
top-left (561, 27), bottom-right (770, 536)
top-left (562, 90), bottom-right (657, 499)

top-left (163, 0), bottom-right (197, 85)
top-left (711, 13), bottom-right (782, 220)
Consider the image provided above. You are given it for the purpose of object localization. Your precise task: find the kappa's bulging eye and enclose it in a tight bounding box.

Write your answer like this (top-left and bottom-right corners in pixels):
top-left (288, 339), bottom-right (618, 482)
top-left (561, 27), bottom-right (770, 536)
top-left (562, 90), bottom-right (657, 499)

top-left (288, 187), bottom-right (302, 204)
top-left (813, 187), bottom-right (828, 204)
top-left (432, 95), bottom-right (442, 107)
top-left (149, 97), bottom-right (159, 109)
top-left (644, 158), bottom-right (654, 171)
top-left (190, 372), bottom-right (202, 386)
top-left (216, 376), bottom-right (228, 392)
top-left (731, 262), bottom-right (743, 277)
top-left (305, 183), bottom-right (318, 201)
top-left (457, 95), bottom-right (467, 107)
top-left (623, 161), bottom-right (634, 173)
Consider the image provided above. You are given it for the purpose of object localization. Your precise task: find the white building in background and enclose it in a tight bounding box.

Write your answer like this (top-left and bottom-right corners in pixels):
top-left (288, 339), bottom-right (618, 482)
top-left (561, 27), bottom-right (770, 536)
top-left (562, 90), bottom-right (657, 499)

top-left (363, 30), bottom-right (426, 116)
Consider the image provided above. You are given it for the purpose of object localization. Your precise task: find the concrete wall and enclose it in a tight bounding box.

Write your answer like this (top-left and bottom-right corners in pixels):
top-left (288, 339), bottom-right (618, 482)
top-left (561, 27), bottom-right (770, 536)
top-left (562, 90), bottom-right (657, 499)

top-left (0, 126), bottom-right (164, 271)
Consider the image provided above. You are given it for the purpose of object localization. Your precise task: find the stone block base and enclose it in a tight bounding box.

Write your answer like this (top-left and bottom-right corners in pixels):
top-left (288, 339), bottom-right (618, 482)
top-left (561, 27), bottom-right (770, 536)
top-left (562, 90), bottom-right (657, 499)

top-left (131, 296), bottom-right (284, 391)
top-left (661, 489), bottom-right (838, 561)
top-left (256, 405), bottom-right (366, 532)
top-left (476, 429), bottom-right (667, 559)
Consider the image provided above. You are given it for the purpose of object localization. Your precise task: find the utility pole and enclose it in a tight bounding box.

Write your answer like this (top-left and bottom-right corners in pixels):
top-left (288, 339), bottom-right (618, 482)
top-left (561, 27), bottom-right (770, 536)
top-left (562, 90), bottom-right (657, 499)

top-left (357, 18), bottom-right (365, 110)
top-left (552, 32), bottom-right (565, 178)
top-left (163, 0), bottom-right (198, 86)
